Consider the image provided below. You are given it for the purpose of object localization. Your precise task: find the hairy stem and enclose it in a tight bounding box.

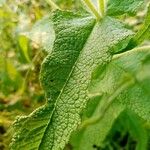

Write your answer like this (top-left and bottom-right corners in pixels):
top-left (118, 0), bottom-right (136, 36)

top-left (83, 0), bottom-right (101, 20)
top-left (98, 0), bottom-right (106, 16)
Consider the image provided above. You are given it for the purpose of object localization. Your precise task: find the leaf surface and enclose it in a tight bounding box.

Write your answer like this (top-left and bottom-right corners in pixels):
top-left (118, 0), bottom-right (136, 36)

top-left (10, 10), bottom-right (133, 150)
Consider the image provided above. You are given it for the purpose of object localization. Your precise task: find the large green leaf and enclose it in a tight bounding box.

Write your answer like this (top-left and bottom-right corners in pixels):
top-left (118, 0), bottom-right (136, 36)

top-left (10, 10), bottom-right (133, 150)
top-left (71, 46), bottom-right (150, 150)
top-left (107, 0), bottom-right (144, 16)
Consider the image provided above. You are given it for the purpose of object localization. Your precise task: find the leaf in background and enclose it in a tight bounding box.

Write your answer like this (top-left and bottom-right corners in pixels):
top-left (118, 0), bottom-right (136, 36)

top-left (0, 56), bottom-right (23, 95)
top-left (10, 9), bottom-right (133, 150)
top-left (107, 0), bottom-right (144, 16)
top-left (23, 15), bottom-right (55, 53)
top-left (81, 0), bottom-right (99, 18)
top-left (130, 4), bottom-right (150, 47)
top-left (70, 100), bottom-right (124, 150)
top-left (71, 46), bottom-right (150, 149)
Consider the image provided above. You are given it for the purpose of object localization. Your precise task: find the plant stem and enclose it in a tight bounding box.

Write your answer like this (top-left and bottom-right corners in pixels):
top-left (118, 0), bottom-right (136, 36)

top-left (98, 0), bottom-right (106, 16)
top-left (46, 0), bottom-right (60, 10)
top-left (83, 0), bottom-right (101, 20)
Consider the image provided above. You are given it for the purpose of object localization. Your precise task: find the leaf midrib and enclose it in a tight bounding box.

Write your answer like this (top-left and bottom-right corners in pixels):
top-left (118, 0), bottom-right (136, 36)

top-left (38, 19), bottom-right (96, 149)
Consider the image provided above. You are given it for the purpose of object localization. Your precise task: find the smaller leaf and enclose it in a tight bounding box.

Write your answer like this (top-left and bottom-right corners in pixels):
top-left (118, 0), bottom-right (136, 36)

top-left (0, 56), bottom-right (23, 95)
top-left (89, 46), bottom-right (150, 121)
top-left (70, 46), bottom-right (150, 150)
top-left (107, 0), bottom-right (144, 16)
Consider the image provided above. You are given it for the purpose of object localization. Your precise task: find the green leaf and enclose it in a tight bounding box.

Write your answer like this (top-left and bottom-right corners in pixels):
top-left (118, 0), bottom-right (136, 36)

top-left (23, 15), bottom-right (55, 53)
top-left (0, 56), bottom-right (23, 95)
top-left (107, 0), bottom-right (144, 16)
top-left (10, 10), bottom-right (133, 150)
top-left (70, 45), bottom-right (150, 150)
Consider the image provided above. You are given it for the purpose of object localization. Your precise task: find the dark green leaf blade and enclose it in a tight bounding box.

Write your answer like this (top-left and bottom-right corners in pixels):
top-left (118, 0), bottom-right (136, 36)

top-left (39, 17), bottom-right (132, 150)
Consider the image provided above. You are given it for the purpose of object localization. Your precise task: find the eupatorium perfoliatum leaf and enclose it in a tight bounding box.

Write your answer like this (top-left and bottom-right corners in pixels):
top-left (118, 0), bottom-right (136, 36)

top-left (10, 10), bottom-right (133, 150)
